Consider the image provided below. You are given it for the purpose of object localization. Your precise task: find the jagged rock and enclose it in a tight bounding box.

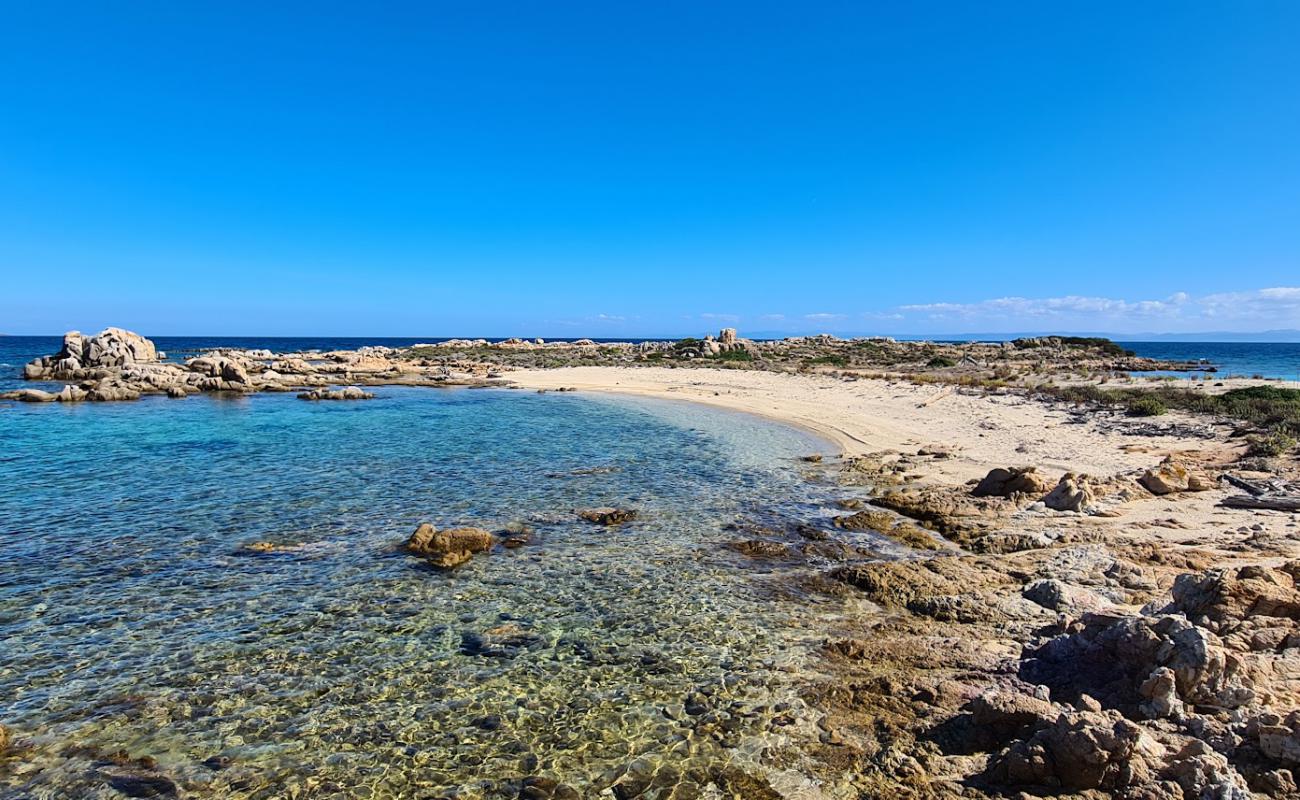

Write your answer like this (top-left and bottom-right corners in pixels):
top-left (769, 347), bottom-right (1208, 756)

top-left (990, 708), bottom-right (1159, 791)
top-left (1256, 710), bottom-right (1300, 765)
top-left (1043, 473), bottom-right (1094, 512)
top-left (1139, 666), bottom-right (1182, 719)
top-left (1023, 611), bottom-right (1255, 713)
top-left (166, 386), bottom-right (188, 399)
top-left (1022, 578), bottom-right (1109, 613)
top-left (1163, 563), bottom-right (1300, 624)
top-left (57, 385), bottom-right (87, 402)
top-left (972, 467), bottom-right (1051, 498)
top-left (576, 507), bottom-right (638, 526)
top-left (405, 523), bottom-right (494, 569)
top-left (0, 723), bottom-right (9, 751)
top-left (968, 689), bottom-right (1058, 739)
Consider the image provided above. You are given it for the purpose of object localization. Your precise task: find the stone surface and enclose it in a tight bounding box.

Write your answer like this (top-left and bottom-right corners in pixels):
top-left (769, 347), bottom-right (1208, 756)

top-left (406, 523), bottom-right (495, 569)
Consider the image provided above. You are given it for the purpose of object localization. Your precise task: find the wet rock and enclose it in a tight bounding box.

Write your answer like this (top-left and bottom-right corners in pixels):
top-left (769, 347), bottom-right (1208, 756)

top-left (297, 386), bottom-right (375, 401)
top-left (519, 776), bottom-right (580, 800)
top-left (576, 507), bottom-right (638, 526)
top-left (1043, 473), bottom-right (1094, 512)
top-left (726, 540), bottom-right (792, 558)
top-left (972, 466), bottom-right (1050, 498)
top-left (406, 523), bottom-right (494, 568)
top-left (460, 624), bottom-right (542, 658)
top-left (8, 388), bottom-right (57, 402)
top-left (102, 769), bottom-right (178, 797)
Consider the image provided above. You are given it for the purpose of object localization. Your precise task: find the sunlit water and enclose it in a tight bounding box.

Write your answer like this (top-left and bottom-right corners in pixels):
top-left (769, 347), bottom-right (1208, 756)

top-left (0, 386), bottom-right (851, 799)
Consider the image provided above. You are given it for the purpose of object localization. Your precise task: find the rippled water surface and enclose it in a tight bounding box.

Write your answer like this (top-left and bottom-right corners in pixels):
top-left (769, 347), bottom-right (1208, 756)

top-left (0, 387), bottom-right (847, 798)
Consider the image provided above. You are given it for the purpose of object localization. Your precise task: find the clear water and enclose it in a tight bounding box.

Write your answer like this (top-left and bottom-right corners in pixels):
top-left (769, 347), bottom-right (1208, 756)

top-left (0, 384), bottom-right (851, 798)
top-left (1119, 340), bottom-right (1300, 382)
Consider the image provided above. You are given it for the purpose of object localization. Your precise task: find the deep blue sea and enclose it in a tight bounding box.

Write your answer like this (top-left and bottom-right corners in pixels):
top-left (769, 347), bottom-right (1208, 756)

top-left (1116, 341), bottom-right (1300, 381)
top-left (0, 335), bottom-right (866, 798)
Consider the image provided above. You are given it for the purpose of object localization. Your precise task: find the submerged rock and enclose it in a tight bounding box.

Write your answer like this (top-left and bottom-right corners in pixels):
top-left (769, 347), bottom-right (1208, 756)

top-left (576, 507), bottom-right (638, 526)
top-left (406, 523), bottom-right (494, 568)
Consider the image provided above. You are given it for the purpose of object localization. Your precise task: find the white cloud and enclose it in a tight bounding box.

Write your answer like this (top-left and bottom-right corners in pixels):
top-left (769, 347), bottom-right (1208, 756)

top-left (804, 312), bottom-right (846, 321)
top-left (883, 287), bottom-right (1300, 331)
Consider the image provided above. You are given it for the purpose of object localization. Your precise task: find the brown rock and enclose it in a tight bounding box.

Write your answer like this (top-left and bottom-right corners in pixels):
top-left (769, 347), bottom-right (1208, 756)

top-left (1044, 473), bottom-right (1094, 512)
top-left (973, 467), bottom-right (1051, 498)
top-left (576, 507), bottom-right (638, 525)
top-left (406, 523), bottom-right (494, 569)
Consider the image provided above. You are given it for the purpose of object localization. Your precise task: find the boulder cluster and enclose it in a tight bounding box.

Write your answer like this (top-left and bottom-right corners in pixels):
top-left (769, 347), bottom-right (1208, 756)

top-left (821, 545), bottom-right (1300, 796)
top-left (6, 327), bottom-right (500, 403)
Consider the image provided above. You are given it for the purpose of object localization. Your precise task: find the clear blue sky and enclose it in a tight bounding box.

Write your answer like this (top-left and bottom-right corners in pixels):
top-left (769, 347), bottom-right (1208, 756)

top-left (2, 2), bottom-right (1298, 336)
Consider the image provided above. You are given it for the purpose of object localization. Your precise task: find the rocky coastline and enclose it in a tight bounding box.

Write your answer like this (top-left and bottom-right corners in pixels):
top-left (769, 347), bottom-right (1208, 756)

top-left (4, 327), bottom-right (1300, 798)
top-left (5, 326), bottom-right (1205, 405)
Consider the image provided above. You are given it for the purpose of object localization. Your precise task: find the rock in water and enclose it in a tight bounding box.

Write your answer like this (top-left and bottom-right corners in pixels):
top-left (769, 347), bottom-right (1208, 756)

top-left (27, 327), bottom-right (158, 377)
top-left (577, 507), bottom-right (638, 525)
top-left (297, 387), bottom-right (375, 401)
top-left (406, 523), bottom-right (494, 568)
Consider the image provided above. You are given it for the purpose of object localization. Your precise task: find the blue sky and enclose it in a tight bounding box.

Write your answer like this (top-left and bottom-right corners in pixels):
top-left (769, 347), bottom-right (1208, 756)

top-left (2, 2), bottom-right (1298, 336)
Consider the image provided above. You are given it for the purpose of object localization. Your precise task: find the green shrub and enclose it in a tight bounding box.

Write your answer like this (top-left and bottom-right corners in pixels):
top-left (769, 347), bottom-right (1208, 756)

top-left (1126, 396), bottom-right (1167, 417)
top-left (806, 354), bottom-right (848, 367)
top-left (926, 356), bottom-right (957, 368)
top-left (712, 349), bottom-right (753, 362)
top-left (1247, 432), bottom-right (1297, 458)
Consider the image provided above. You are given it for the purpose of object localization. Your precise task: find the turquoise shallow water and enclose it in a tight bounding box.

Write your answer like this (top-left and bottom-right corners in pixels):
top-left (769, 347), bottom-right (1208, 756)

top-left (0, 386), bottom-right (848, 798)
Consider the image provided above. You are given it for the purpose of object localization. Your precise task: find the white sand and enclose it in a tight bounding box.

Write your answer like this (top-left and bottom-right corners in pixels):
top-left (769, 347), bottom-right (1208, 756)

top-left (508, 366), bottom-right (1229, 484)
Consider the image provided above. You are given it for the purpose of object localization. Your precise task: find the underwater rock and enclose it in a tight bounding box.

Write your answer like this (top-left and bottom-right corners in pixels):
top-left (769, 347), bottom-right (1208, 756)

top-left (576, 507), bottom-right (638, 526)
top-left (406, 523), bottom-right (494, 568)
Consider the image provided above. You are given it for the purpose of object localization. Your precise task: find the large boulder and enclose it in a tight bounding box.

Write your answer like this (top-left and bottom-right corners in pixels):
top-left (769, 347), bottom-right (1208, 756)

top-left (23, 327), bottom-right (158, 379)
top-left (972, 467), bottom-right (1051, 498)
top-left (406, 523), bottom-right (494, 569)
top-left (1043, 473), bottom-right (1094, 512)
top-left (990, 708), bottom-right (1159, 791)
top-left (1139, 459), bottom-right (1213, 495)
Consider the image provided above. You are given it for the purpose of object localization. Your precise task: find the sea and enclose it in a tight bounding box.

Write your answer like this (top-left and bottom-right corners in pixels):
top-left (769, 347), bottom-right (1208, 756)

top-left (0, 335), bottom-right (862, 799)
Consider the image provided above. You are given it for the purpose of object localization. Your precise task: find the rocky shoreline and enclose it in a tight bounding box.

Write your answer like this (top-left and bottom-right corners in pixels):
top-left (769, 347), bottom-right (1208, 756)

top-left (5, 328), bottom-right (1300, 798)
top-left (5, 326), bottom-right (1205, 405)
